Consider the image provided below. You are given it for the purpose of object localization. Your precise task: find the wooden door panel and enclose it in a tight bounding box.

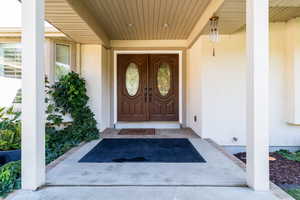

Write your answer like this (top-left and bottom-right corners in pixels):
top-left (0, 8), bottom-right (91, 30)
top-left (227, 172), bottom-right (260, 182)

top-left (117, 54), bottom-right (148, 121)
top-left (149, 54), bottom-right (179, 121)
top-left (117, 54), bottom-right (179, 122)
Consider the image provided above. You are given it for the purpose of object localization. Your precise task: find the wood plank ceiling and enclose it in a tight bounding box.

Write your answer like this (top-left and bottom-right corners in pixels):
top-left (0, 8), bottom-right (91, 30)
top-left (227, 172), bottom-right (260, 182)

top-left (45, 0), bottom-right (101, 44)
top-left (45, 0), bottom-right (300, 44)
top-left (202, 0), bottom-right (300, 34)
top-left (83, 0), bottom-right (211, 40)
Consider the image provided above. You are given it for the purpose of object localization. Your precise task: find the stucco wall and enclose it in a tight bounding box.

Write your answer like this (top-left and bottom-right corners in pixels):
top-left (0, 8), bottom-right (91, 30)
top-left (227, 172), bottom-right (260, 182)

top-left (187, 21), bottom-right (300, 146)
top-left (81, 45), bottom-right (111, 132)
top-left (186, 39), bottom-right (203, 134)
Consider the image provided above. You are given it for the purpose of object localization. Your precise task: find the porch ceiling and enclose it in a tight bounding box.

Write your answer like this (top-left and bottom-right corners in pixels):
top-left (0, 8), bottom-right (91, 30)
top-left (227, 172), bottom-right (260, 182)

top-left (202, 0), bottom-right (300, 34)
top-left (45, 0), bottom-right (102, 44)
top-left (44, 0), bottom-right (300, 45)
top-left (83, 0), bottom-right (211, 40)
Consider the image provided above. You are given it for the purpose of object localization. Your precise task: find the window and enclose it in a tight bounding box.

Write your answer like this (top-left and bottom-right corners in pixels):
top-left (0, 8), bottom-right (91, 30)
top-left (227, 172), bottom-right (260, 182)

top-left (125, 63), bottom-right (140, 96)
top-left (157, 63), bottom-right (171, 96)
top-left (0, 43), bottom-right (22, 79)
top-left (55, 44), bottom-right (70, 81)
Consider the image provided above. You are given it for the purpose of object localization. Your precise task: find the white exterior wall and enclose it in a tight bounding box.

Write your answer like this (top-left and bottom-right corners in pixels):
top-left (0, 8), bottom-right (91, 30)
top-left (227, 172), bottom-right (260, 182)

top-left (187, 21), bottom-right (300, 146)
top-left (0, 77), bottom-right (21, 107)
top-left (187, 40), bottom-right (203, 135)
top-left (81, 45), bottom-right (110, 132)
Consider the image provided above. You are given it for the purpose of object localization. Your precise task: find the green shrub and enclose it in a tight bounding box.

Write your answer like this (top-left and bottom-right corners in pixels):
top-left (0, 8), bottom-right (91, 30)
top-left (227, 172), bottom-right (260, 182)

top-left (277, 149), bottom-right (300, 162)
top-left (50, 72), bottom-right (99, 141)
top-left (0, 107), bottom-right (21, 151)
top-left (0, 126), bottom-right (21, 151)
top-left (0, 72), bottom-right (100, 197)
top-left (45, 126), bottom-right (79, 164)
top-left (286, 189), bottom-right (300, 200)
top-left (0, 161), bottom-right (21, 197)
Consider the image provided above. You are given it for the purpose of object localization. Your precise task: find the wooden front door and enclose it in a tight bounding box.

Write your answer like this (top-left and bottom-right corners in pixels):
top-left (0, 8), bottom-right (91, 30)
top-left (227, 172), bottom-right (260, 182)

top-left (117, 54), bottom-right (179, 121)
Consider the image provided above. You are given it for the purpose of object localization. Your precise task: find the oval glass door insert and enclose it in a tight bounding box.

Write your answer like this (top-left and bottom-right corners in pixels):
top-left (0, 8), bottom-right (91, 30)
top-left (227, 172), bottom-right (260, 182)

top-left (126, 63), bottom-right (139, 96)
top-left (157, 63), bottom-right (171, 96)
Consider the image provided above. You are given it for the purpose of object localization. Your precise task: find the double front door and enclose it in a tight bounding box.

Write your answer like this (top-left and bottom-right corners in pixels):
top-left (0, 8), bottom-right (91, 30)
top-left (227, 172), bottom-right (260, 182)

top-left (117, 54), bottom-right (179, 121)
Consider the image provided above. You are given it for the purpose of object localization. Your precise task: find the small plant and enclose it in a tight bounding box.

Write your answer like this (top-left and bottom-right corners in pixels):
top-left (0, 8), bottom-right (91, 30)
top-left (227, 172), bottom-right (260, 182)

top-left (50, 72), bottom-right (99, 141)
top-left (0, 107), bottom-right (21, 151)
top-left (0, 72), bottom-right (99, 197)
top-left (277, 149), bottom-right (300, 162)
top-left (0, 124), bottom-right (21, 151)
top-left (0, 161), bottom-right (21, 197)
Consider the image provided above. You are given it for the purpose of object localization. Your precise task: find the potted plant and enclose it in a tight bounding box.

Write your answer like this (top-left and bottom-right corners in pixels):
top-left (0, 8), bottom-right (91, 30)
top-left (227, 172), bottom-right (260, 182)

top-left (0, 107), bottom-right (21, 167)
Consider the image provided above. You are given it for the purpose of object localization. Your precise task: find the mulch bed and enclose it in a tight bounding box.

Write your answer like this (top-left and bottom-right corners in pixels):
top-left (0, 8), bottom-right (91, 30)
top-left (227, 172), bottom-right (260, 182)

top-left (235, 152), bottom-right (300, 185)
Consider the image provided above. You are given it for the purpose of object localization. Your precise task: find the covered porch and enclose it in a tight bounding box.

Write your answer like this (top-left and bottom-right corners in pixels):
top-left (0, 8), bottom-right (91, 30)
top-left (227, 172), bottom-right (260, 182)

top-left (9, 129), bottom-right (282, 200)
top-left (17, 0), bottom-right (292, 198)
top-left (46, 129), bottom-right (245, 186)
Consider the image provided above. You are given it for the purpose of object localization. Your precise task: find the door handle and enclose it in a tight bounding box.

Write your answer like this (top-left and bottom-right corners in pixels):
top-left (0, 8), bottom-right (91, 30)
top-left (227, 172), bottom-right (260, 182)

top-left (144, 88), bottom-right (148, 102)
top-left (149, 88), bottom-right (152, 102)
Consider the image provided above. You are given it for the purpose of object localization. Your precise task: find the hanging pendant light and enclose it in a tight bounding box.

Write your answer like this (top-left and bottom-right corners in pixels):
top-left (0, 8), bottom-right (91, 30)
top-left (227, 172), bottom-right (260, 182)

top-left (209, 16), bottom-right (219, 56)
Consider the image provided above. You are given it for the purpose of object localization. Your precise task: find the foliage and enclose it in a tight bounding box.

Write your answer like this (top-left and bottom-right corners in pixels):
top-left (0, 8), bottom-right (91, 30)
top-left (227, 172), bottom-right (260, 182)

top-left (50, 72), bottom-right (99, 141)
top-left (0, 125), bottom-right (21, 151)
top-left (45, 126), bottom-right (78, 164)
top-left (286, 189), bottom-right (300, 200)
top-left (0, 161), bottom-right (21, 197)
top-left (0, 72), bottom-right (99, 197)
top-left (45, 77), bottom-right (64, 127)
top-left (0, 107), bottom-right (21, 151)
top-left (277, 149), bottom-right (300, 162)
top-left (45, 72), bottom-right (99, 162)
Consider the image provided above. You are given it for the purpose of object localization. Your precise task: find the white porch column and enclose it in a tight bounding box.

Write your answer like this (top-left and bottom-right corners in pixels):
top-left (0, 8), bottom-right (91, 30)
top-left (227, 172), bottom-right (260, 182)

top-left (21, 0), bottom-right (45, 190)
top-left (246, 0), bottom-right (269, 191)
top-left (286, 18), bottom-right (300, 125)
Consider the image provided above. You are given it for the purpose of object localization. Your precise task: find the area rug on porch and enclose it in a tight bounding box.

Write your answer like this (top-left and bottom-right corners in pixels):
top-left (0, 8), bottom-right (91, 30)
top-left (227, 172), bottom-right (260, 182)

top-left (79, 139), bottom-right (206, 163)
top-left (119, 129), bottom-right (155, 135)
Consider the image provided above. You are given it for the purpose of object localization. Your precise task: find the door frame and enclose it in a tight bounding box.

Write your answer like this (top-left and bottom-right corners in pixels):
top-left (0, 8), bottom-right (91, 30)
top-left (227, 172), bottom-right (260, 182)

top-left (113, 50), bottom-right (183, 125)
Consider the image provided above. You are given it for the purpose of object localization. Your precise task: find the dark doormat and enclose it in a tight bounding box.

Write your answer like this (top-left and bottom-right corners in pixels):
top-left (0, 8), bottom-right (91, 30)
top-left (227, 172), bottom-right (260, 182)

top-left (119, 129), bottom-right (155, 135)
top-left (79, 139), bottom-right (206, 163)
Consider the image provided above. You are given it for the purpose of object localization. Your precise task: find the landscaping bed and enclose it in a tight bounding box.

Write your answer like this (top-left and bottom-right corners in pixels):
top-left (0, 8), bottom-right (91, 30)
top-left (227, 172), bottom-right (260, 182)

top-left (0, 72), bottom-right (100, 197)
top-left (235, 151), bottom-right (300, 200)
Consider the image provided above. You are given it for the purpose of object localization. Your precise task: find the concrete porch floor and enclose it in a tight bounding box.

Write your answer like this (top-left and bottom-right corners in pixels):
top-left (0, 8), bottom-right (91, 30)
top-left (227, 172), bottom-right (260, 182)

top-left (45, 129), bottom-right (246, 186)
top-left (7, 129), bottom-right (282, 200)
top-left (9, 186), bottom-right (279, 200)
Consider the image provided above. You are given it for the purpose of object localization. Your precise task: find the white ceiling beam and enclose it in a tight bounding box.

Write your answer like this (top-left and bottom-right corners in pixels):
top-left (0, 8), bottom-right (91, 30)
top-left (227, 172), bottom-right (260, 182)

top-left (187, 0), bottom-right (225, 48)
top-left (65, 0), bottom-right (110, 47)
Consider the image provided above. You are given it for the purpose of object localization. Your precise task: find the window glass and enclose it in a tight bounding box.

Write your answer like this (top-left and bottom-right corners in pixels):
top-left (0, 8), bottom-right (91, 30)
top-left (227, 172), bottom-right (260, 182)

top-left (157, 63), bottom-right (171, 96)
top-left (55, 44), bottom-right (70, 81)
top-left (125, 63), bottom-right (139, 96)
top-left (0, 43), bottom-right (22, 79)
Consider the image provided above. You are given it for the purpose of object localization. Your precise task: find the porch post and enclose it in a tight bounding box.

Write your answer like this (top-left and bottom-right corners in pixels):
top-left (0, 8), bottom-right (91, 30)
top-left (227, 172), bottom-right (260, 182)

top-left (246, 0), bottom-right (270, 191)
top-left (21, 0), bottom-right (45, 190)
